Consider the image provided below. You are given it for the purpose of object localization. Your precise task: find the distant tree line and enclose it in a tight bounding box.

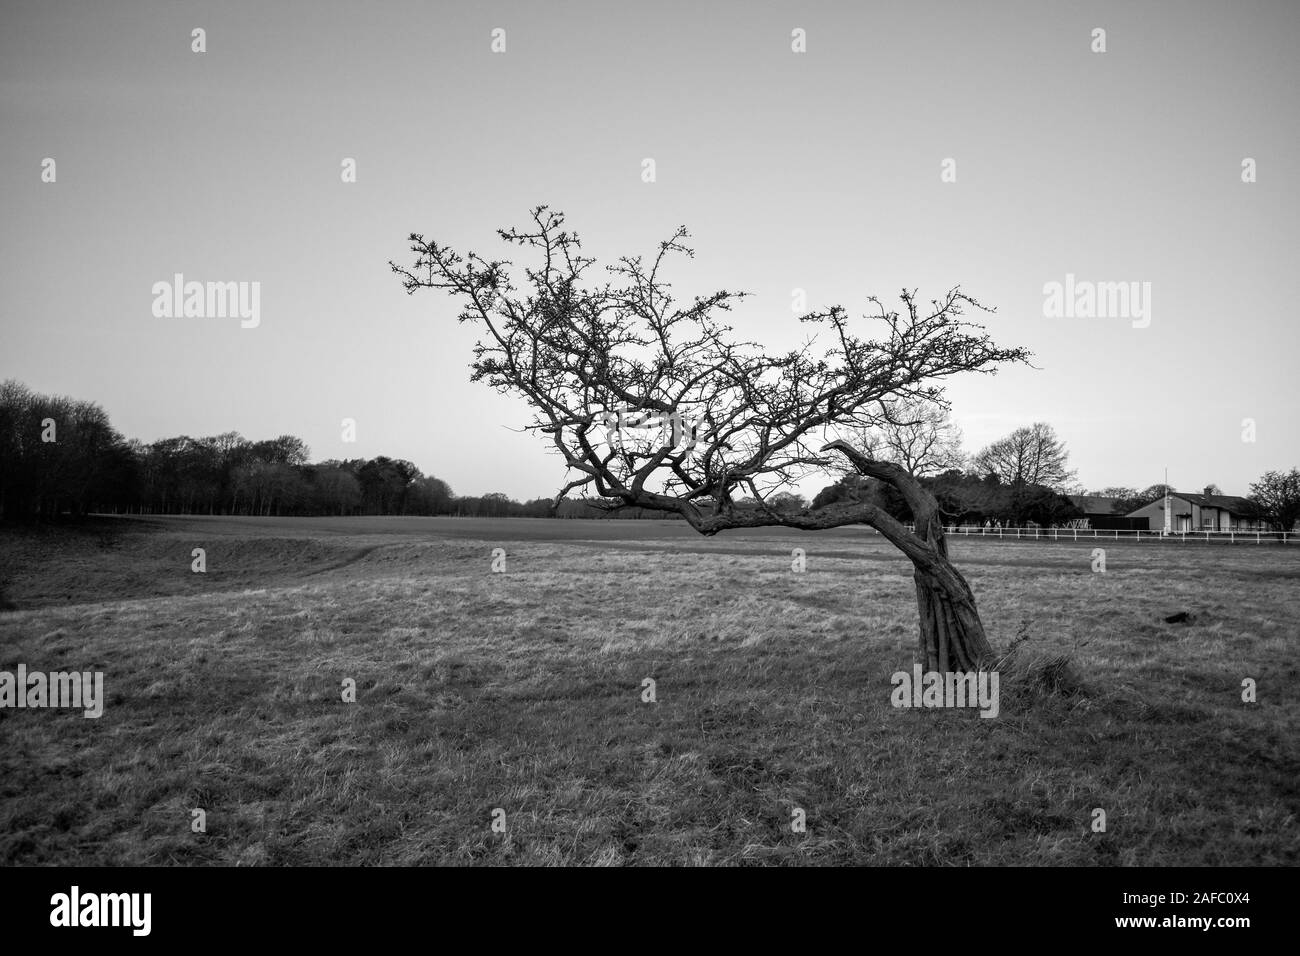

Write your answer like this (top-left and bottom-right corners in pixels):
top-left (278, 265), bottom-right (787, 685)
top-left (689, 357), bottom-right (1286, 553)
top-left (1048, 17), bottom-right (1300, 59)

top-left (1, 381), bottom-right (510, 522)
top-left (3, 381), bottom-right (1296, 529)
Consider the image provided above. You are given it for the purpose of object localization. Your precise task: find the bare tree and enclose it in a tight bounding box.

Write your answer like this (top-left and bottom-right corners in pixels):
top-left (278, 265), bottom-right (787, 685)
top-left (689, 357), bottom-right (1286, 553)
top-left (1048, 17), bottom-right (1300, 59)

top-left (1249, 469), bottom-right (1300, 531)
top-left (393, 207), bottom-right (1032, 672)
top-left (973, 422), bottom-right (1075, 491)
top-left (844, 399), bottom-right (966, 478)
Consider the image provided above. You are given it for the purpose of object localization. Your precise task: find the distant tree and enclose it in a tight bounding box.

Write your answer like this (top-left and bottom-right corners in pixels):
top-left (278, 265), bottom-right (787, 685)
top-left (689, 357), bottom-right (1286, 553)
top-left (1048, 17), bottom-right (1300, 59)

top-left (394, 206), bottom-right (1033, 672)
top-left (1203, 483), bottom-right (1223, 496)
top-left (356, 456), bottom-right (422, 513)
top-left (178, 436), bottom-right (222, 513)
top-left (1248, 469), bottom-right (1300, 532)
top-left (250, 435), bottom-right (310, 467)
top-left (1128, 483), bottom-right (1175, 514)
top-left (1088, 486), bottom-right (1144, 514)
top-left (211, 431), bottom-right (251, 512)
top-left (313, 465), bottom-right (364, 515)
top-left (766, 491), bottom-right (809, 513)
top-left (973, 422), bottom-right (1075, 491)
top-left (410, 475), bottom-right (454, 514)
top-left (847, 399), bottom-right (966, 477)
top-left (811, 474), bottom-right (871, 510)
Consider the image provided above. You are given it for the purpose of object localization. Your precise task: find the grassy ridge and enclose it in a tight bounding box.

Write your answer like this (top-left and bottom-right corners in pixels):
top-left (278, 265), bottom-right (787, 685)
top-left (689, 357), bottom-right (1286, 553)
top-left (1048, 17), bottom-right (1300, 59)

top-left (0, 517), bottom-right (1296, 865)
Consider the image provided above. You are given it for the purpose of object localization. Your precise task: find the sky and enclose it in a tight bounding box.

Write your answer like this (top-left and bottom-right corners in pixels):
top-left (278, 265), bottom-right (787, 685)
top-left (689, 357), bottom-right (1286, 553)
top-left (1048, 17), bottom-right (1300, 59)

top-left (2, 0), bottom-right (1297, 501)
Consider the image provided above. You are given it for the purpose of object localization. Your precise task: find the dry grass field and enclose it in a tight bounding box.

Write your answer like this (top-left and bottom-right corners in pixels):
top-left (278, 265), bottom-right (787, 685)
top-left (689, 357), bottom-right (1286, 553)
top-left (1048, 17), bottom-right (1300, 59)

top-left (1, 516), bottom-right (1297, 865)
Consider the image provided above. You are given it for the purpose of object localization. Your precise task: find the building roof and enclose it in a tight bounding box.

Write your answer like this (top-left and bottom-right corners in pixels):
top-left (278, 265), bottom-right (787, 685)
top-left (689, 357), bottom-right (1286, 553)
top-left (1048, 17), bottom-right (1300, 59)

top-left (1070, 495), bottom-right (1120, 514)
top-left (1131, 491), bottom-right (1258, 516)
top-left (1175, 492), bottom-right (1255, 513)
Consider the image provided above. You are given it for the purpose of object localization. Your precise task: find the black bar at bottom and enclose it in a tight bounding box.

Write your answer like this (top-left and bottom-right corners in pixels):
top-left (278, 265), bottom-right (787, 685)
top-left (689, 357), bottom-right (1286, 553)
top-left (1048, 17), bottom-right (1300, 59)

top-left (0, 865), bottom-right (1279, 944)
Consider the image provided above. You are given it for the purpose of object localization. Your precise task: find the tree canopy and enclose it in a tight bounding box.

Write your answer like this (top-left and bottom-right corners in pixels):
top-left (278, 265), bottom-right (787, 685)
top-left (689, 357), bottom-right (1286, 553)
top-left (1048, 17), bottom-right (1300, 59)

top-left (393, 205), bottom-right (1032, 536)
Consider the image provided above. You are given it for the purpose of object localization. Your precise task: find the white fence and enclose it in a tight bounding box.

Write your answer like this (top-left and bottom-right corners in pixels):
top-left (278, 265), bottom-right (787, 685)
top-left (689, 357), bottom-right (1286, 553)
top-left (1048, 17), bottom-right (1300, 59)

top-left (908, 525), bottom-right (1296, 545)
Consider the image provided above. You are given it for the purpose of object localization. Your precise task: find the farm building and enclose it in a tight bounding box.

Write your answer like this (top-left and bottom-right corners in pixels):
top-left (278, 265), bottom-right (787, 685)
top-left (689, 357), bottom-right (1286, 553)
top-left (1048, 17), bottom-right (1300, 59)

top-left (1127, 487), bottom-right (1268, 532)
top-left (1067, 495), bottom-right (1147, 531)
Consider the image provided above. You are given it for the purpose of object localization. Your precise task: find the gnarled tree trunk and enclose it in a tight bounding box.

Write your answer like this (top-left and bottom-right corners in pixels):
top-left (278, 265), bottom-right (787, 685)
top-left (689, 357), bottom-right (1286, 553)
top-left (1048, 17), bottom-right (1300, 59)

top-left (823, 441), bottom-right (994, 673)
top-left (908, 533), bottom-right (992, 672)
